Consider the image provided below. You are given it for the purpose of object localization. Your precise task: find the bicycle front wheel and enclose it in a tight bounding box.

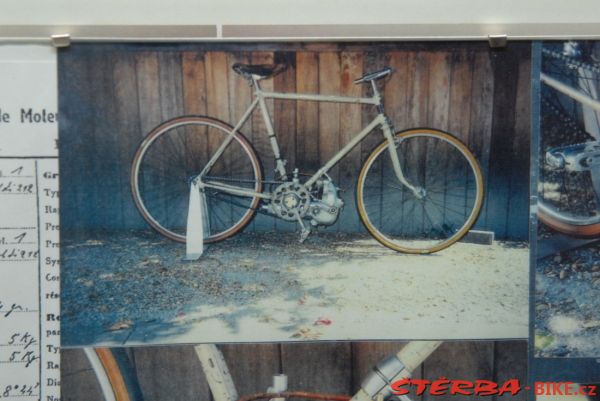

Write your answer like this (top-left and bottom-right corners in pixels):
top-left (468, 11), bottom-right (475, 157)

top-left (357, 128), bottom-right (484, 254)
top-left (131, 116), bottom-right (263, 243)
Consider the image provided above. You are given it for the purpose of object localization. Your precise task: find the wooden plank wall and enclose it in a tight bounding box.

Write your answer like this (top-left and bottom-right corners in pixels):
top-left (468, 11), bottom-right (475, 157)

top-left (59, 43), bottom-right (530, 239)
top-left (61, 340), bottom-right (527, 401)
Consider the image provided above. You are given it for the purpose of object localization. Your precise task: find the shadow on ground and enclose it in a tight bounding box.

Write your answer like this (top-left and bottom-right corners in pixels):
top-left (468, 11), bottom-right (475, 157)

top-left (535, 231), bottom-right (600, 358)
top-left (61, 230), bottom-right (528, 346)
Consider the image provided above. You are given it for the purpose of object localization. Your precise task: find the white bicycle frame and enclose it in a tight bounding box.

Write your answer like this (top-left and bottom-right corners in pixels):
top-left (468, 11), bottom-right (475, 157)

top-left (196, 77), bottom-right (421, 199)
top-left (87, 341), bottom-right (442, 401)
top-left (195, 341), bottom-right (442, 401)
top-left (541, 74), bottom-right (600, 116)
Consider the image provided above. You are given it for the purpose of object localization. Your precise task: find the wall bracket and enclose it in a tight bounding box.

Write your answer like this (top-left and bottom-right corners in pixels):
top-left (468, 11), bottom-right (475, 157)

top-left (488, 34), bottom-right (508, 48)
top-left (50, 34), bottom-right (71, 48)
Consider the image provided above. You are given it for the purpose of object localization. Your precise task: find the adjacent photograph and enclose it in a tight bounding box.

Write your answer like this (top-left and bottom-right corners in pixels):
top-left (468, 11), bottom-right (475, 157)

top-left (61, 340), bottom-right (527, 401)
top-left (534, 40), bottom-right (600, 358)
top-left (59, 42), bottom-right (531, 346)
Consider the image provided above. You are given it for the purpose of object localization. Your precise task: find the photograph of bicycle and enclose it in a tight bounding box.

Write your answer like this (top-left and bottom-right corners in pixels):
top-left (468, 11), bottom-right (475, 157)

top-left (60, 340), bottom-right (527, 401)
top-left (535, 40), bottom-right (600, 358)
top-left (59, 42), bottom-right (530, 346)
top-left (131, 63), bottom-right (484, 255)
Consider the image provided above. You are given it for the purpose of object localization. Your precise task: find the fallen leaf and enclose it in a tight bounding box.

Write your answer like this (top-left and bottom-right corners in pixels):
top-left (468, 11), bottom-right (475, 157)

top-left (290, 327), bottom-right (322, 340)
top-left (582, 320), bottom-right (600, 329)
top-left (534, 334), bottom-right (554, 350)
top-left (107, 320), bottom-right (133, 331)
top-left (314, 317), bottom-right (332, 326)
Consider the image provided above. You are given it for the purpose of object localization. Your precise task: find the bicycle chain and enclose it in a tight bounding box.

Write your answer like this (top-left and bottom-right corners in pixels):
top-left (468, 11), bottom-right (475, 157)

top-left (206, 191), bottom-right (266, 214)
top-left (542, 48), bottom-right (600, 75)
top-left (541, 97), bottom-right (592, 146)
top-left (203, 175), bottom-right (283, 186)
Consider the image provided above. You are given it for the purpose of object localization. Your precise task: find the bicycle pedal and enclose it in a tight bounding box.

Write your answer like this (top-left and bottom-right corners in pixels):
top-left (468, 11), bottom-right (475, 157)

top-left (299, 228), bottom-right (311, 243)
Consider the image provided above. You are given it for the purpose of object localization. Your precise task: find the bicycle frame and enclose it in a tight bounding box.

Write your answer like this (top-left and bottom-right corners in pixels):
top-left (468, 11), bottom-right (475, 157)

top-left (541, 73), bottom-right (600, 116)
top-left (195, 341), bottom-right (442, 401)
top-left (197, 77), bottom-right (421, 199)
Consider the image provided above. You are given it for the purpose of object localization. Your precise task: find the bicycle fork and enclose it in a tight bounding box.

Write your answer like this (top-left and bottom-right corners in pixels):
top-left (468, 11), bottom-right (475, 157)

top-left (380, 119), bottom-right (425, 199)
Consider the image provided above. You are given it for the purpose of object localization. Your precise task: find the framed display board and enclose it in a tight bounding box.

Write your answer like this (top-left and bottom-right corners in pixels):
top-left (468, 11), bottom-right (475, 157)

top-left (1, 2), bottom-right (600, 400)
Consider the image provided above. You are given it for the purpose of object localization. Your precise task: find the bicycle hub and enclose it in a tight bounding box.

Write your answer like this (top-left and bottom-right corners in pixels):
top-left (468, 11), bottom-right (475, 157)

top-left (546, 141), bottom-right (600, 172)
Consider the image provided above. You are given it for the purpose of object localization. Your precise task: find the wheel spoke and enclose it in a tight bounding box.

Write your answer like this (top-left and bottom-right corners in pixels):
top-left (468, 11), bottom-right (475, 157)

top-left (357, 130), bottom-right (483, 253)
top-left (132, 117), bottom-right (262, 242)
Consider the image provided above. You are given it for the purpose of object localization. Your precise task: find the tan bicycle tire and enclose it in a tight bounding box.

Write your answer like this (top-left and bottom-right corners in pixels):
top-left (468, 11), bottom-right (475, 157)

top-left (82, 348), bottom-right (143, 401)
top-left (130, 116), bottom-right (263, 244)
top-left (94, 348), bottom-right (135, 401)
top-left (538, 208), bottom-right (600, 238)
top-left (356, 128), bottom-right (484, 254)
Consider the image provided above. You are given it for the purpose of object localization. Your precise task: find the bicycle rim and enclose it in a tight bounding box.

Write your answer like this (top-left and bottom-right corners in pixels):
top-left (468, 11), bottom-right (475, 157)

top-left (538, 169), bottom-right (600, 237)
top-left (131, 116), bottom-right (262, 243)
top-left (85, 348), bottom-right (143, 401)
top-left (357, 129), bottom-right (484, 254)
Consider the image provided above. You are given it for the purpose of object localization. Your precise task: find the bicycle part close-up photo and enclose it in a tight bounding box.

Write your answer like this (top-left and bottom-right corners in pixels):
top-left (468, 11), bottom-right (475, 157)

top-left (60, 340), bottom-right (527, 401)
top-left (59, 42), bottom-right (530, 346)
top-left (535, 40), bottom-right (600, 358)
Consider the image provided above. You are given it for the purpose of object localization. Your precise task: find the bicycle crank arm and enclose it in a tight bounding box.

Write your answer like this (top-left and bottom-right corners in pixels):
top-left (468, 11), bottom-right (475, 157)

top-left (197, 180), bottom-right (271, 200)
top-left (350, 341), bottom-right (442, 401)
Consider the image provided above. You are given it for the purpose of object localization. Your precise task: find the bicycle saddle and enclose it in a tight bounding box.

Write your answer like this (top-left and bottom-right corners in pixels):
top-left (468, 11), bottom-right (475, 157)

top-left (232, 63), bottom-right (287, 80)
top-left (354, 67), bottom-right (392, 84)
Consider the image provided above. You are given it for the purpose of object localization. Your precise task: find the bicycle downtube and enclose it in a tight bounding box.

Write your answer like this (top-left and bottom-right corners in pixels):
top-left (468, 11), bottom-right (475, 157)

top-left (350, 341), bottom-right (442, 401)
top-left (195, 345), bottom-right (239, 401)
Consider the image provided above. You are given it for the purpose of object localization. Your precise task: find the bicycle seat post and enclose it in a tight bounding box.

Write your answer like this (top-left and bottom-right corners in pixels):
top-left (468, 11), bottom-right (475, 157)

top-left (370, 80), bottom-right (381, 100)
top-left (370, 80), bottom-right (385, 114)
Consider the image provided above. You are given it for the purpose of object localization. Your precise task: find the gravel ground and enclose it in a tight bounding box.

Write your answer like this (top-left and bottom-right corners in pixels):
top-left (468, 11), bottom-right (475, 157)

top-left (535, 228), bottom-right (600, 358)
top-left (61, 230), bottom-right (528, 346)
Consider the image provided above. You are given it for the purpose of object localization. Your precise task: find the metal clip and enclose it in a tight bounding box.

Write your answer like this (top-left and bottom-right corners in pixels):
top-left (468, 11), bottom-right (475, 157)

top-left (361, 355), bottom-right (410, 399)
top-left (488, 34), bottom-right (508, 48)
top-left (51, 34), bottom-right (71, 48)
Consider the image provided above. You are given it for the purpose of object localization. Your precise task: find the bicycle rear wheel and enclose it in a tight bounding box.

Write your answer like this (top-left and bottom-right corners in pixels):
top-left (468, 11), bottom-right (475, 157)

top-left (537, 45), bottom-right (600, 237)
top-left (538, 168), bottom-right (600, 237)
top-left (356, 128), bottom-right (484, 254)
top-left (131, 116), bottom-right (263, 243)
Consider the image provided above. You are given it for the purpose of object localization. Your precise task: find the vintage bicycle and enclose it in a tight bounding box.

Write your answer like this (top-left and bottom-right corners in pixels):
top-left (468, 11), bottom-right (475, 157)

top-left (131, 63), bottom-right (484, 254)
